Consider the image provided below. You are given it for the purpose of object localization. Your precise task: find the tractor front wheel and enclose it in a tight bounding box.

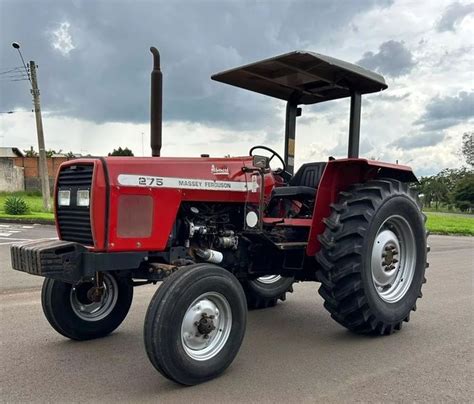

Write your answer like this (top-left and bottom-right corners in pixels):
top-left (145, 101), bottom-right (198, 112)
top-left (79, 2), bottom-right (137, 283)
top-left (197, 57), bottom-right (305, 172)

top-left (144, 263), bottom-right (247, 385)
top-left (316, 179), bottom-right (428, 335)
top-left (41, 273), bottom-right (133, 340)
top-left (241, 275), bottom-right (294, 309)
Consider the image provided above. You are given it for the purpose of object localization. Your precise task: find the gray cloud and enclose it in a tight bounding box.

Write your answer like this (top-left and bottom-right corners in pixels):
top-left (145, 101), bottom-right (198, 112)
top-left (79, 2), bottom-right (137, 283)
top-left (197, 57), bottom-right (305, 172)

top-left (435, 2), bottom-right (474, 32)
top-left (0, 0), bottom-right (398, 130)
top-left (390, 132), bottom-right (446, 150)
top-left (357, 40), bottom-right (415, 77)
top-left (415, 91), bottom-right (474, 131)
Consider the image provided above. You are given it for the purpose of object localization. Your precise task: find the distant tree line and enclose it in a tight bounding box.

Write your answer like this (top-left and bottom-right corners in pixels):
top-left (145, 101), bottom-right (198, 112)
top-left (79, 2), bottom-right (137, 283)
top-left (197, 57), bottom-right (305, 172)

top-left (413, 132), bottom-right (473, 212)
top-left (23, 146), bottom-right (77, 159)
top-left (108, 147), bottom-right (134, 156)
top-left (22, 146), bottom-right (136, 158)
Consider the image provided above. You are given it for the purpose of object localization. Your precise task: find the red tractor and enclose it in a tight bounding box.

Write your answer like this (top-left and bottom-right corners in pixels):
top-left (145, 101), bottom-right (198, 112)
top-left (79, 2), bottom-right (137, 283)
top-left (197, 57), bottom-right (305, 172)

top-left (11, 48), bottom-right (428, 385)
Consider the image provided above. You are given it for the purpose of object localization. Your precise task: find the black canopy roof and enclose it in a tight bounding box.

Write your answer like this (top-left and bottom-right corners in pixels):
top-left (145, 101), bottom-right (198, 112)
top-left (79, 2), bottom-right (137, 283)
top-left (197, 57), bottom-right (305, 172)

top-left (212, 51), bottom-right (387, 105)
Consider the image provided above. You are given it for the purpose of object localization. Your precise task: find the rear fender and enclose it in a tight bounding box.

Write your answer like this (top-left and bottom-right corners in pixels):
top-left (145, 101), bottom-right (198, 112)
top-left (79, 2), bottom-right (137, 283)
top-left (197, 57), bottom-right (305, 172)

top-left (306, 159), bottom-right (417, 256)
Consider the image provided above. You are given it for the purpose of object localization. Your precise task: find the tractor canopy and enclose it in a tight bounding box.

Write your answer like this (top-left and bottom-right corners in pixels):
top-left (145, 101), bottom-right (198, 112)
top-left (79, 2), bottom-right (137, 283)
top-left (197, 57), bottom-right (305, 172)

top-left (211, 51), bottom-right (387, 104)
top-left (212, 51), bottom-right (388, 174)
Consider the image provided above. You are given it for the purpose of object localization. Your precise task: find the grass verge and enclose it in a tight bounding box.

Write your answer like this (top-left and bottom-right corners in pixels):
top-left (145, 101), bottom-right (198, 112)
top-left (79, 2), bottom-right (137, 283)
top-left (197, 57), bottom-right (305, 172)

top-left (425, 212), bottom-right (474, 236)
top-left (0, 192), bottom-right (54, 223)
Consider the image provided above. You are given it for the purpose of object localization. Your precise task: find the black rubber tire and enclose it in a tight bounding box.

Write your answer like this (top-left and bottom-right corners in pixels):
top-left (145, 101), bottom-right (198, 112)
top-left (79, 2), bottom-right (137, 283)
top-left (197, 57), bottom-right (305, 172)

top-left (144, 263), bottom-right (247, 386)
top-left (41, 273), bottom-right (133, 341)
top-left (241, 276), bottom-right (294, 309)
top-left (315, 179), bottom-right (429, 335)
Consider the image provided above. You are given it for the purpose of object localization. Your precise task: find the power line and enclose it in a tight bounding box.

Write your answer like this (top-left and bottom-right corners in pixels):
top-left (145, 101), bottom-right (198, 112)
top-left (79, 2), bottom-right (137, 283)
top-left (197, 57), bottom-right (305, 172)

top-left (0, 78), bottom-right (29, 82)
top-left (0, 66), bottom-right (25, 74)
top-left (12, 47), bottom-right (31, 84)
top-left (0, 72), bottom-right (29, 78)
top-left (0, 75), bottom-right (29, 82)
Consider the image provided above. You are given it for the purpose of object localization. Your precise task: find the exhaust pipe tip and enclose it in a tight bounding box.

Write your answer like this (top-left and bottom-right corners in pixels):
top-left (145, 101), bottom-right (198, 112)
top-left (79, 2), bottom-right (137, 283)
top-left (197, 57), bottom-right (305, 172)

top-left (150, 47), bottom-right (160, 70)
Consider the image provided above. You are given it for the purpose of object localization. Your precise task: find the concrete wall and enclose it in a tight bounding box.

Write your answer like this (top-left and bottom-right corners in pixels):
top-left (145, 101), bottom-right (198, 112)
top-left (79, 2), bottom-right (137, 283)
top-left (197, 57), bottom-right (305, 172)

top-left (1, 156), bottom-right (68, 193)
top-left (0, 158), bottom-right (25, 192)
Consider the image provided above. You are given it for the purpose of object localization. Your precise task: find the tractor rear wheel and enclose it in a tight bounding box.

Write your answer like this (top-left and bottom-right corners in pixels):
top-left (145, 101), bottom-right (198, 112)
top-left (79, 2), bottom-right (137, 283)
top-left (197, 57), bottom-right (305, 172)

top-left (315, 179), bottom-right (428, 335)
top-left (144, 263), bottom-right (247, 385)
top-left (241, 275), bottom-right (294, 309)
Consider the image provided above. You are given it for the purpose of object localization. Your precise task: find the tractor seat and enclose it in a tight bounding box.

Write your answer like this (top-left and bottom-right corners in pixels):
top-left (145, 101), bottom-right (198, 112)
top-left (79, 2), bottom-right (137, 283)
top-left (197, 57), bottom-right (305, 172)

top-left (272, 162), bottom-right (326, 200)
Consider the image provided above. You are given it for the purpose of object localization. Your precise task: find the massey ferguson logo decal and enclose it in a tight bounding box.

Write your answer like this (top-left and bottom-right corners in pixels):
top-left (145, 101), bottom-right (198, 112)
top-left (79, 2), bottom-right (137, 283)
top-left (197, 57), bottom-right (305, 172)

top-left (117, 174), bottom-right (253, 192)
top-left (211, 165), bottom-right (229, 176)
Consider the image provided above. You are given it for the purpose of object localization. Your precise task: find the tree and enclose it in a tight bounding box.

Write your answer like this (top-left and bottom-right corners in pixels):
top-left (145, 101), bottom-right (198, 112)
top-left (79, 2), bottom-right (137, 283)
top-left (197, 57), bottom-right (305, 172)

top-left (108, 147), bottom-right (134, 156)
top-left (453, 172), bottom-right (474, 212)
top-left (461, 132), bottom-right (473, 168)
top-left (45, 149), bottom-right (63, 158)
top-left (24, 146), bottom-right (38, 157)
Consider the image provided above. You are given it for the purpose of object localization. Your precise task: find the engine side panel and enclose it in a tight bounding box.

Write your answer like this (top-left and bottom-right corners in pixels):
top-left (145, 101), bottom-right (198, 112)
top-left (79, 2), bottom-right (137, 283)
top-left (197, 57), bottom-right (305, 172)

top-left (306, 158), bottom-right (417, 256)
top-left (103, 156), bottom-right (270, 252)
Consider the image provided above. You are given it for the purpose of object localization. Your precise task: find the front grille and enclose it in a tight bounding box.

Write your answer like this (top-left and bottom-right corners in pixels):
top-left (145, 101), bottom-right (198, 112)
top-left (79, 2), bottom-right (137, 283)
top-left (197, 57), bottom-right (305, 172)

top-left (56, 164), bottom-right (94, 246)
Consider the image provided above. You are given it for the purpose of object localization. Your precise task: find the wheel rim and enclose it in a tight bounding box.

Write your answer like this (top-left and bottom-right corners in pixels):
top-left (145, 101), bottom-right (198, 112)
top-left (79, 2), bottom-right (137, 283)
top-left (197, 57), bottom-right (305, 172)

top-left (371, 215), bottom-right (416, 303)
top-left (181, 292), bottom-right (232, 361)
top-left (70, 274), bottom-right (119, 321)
top-left (255, 275), bottom-right (282, 284)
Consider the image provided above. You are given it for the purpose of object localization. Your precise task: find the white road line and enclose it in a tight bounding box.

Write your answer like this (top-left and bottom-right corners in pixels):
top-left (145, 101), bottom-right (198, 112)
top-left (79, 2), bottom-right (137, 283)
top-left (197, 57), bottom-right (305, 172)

top-left (0, 236), bottom-right (57, 245)
top-left (0, 232), bottom-right (13, 237)
top-left (0, 237), bottom-right (35, 241)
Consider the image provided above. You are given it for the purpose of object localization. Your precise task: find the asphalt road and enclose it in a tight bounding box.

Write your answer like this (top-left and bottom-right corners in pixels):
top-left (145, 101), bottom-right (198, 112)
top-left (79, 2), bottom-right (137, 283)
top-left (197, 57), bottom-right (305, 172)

top-left (0, 225), bottom-right (473, 403)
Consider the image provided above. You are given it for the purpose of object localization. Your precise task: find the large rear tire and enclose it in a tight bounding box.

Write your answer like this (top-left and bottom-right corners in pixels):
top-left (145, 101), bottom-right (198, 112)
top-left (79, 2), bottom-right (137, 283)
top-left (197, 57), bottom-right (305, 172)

top-left (241, 275), bottom-right (294, 309)
top-left (144, 263), bottom-right (247, 385)
top-left (41, 273), bottom-right (133, 340)
top-left (315, 179), bottom-right (428, 335)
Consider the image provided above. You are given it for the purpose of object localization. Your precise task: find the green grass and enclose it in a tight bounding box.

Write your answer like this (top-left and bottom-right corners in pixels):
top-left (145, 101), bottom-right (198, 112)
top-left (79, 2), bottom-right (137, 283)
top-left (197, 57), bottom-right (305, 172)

top-left (0, 193), bottom-right (473, 235)
top-left (425, 212), bottom-right (474, 236)
top-left (0, 192), bottom-right (54, 222)
top-left (0, 212), bottom-right (54, 221)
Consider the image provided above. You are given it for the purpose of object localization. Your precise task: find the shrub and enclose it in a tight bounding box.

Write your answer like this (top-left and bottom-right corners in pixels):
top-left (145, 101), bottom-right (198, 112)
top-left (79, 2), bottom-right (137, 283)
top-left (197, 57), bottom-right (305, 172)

top-left (4, 196), bottom-right (30, 215)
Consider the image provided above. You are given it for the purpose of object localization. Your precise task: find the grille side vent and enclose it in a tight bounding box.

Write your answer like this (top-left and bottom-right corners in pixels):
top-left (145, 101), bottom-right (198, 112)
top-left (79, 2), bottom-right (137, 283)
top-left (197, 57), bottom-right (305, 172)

top-left (56, 164), bottom-right (94, 246)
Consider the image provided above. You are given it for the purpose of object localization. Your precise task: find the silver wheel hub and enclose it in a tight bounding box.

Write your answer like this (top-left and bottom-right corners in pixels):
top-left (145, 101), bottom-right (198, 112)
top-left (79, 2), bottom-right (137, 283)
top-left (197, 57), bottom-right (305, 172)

top-left (181, 292), bottom-right (232, 361)
top-left (256, 275), bottom-right (281, 284)
top-left (70, 274), bottom-right (118, 321)
top-left (371, 215), bottom-right (416, 303)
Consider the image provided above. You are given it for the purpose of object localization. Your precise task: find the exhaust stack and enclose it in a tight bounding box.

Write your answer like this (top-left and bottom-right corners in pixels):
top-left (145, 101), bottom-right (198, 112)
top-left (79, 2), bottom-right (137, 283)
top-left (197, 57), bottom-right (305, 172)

top-left (150, 47), bottom-right (162, 157)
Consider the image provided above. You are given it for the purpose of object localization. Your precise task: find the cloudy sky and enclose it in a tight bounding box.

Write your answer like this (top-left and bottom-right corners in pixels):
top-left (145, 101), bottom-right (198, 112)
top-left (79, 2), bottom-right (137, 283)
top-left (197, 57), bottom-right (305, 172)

top-left (0, 0), bottom-right (473, 176)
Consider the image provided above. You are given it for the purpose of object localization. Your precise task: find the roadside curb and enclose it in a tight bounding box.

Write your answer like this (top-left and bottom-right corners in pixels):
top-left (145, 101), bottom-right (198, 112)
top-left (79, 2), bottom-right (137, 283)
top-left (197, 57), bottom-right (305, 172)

top-left (0, 217), bottom-right (55, 225)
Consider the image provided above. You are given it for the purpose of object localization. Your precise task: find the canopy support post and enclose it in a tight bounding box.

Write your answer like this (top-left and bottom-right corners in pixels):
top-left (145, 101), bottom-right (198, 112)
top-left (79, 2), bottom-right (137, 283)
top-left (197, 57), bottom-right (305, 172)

top-left (348, 91), bottom-right (361, 158)
top-left (284, 98), bottom-right (300, 175)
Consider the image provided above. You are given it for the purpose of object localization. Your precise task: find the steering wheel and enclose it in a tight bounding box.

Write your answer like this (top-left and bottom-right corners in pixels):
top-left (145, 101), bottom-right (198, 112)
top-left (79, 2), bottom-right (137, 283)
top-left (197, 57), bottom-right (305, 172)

top-left (249, 145), bottom-right (286, 173)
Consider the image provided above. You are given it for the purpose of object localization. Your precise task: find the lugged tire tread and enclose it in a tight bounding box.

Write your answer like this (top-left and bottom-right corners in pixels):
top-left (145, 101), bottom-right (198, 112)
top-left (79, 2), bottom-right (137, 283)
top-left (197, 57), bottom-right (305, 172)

top-left (315, 178), bottom-right (428, 335)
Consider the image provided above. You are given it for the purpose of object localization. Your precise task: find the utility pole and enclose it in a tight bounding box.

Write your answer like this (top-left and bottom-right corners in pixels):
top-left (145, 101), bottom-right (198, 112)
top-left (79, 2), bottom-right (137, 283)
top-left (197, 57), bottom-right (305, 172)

top-left (29, 61), bottom-right (51, 211)
top-left (12, 42), bottom-right (51, 211)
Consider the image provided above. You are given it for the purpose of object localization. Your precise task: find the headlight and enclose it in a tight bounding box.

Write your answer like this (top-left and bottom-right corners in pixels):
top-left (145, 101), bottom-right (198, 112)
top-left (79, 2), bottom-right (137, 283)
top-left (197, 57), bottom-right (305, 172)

top-left (76, 190), bottom-right (90, 207)
top-left (58, 190), bottom-right (71, 206)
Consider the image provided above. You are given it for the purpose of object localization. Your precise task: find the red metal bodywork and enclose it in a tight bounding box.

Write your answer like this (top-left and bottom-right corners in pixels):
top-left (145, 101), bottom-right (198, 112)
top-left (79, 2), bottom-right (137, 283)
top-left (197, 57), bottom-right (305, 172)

top-left (306, 159), bottom-right (416, 255)
top-left (55, 157), bottom-right (416, 257)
